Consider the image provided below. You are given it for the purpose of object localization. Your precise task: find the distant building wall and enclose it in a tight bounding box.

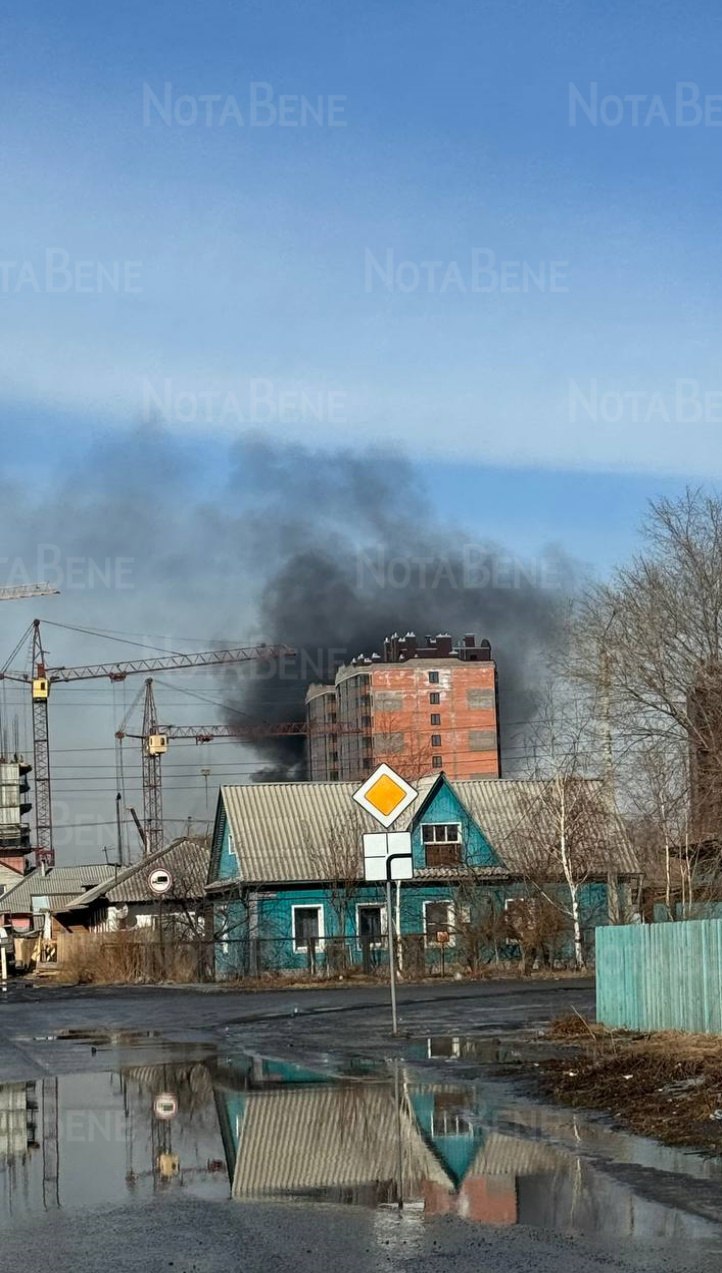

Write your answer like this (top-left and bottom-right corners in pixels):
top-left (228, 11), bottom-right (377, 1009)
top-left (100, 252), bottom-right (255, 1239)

top-left (306, 634), bottom-right (501, 782)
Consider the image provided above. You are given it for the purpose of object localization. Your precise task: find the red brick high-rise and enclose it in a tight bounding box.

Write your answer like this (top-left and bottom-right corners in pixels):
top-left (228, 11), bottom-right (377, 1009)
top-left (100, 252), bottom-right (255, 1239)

top-left (305, 632), bottom-right (500, 782)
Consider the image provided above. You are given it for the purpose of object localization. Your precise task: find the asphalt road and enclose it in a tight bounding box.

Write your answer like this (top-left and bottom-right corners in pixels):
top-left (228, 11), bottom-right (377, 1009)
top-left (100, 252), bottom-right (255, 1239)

top-left (0, 975), bottom-right (594, 1079)
top-left (1, 977), bottom-right (720, 1273)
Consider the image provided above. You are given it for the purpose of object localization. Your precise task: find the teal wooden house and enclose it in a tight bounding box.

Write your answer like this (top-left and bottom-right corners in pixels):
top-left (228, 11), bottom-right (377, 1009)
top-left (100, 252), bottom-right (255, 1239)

top-left (206, 773), bottom-right (638, 978)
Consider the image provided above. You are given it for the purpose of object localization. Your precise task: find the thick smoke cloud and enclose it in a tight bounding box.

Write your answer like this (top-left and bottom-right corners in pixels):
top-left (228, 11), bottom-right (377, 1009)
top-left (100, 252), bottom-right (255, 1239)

top-left (0, 425), bottom-right (578, 817)
top-left (222, 438), bottom-right (579, 778)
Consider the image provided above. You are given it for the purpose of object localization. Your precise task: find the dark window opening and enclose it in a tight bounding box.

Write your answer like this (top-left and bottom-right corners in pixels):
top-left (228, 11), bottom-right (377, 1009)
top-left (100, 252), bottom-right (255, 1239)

top-left (358, 905), bottom-right (383, 944)
top-left (430, 713), bottom-right (441, 725)
top-left (431, 734), bottom-right (442, 747)
top-left (428, 671), bottom-right (440, 684)
top-left (293, 907), bottom-right (320, 951)
top-left (429, 692), bottom-right (440, 705)
top-left (432, 755), bottom-right (443, 768)
top-left (425, 901), bottom-right (451, 942)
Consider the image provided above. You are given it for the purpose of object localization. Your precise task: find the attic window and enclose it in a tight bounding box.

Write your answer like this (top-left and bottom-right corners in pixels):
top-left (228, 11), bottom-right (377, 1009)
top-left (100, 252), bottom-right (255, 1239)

top-left (422, 823), bottom-right (461, 867)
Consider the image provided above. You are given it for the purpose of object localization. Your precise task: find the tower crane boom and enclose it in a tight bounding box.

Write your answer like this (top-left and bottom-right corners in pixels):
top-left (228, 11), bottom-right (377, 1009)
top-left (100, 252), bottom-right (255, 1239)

top-left (0, 584), bottom-right (60, 601)
top-left (0, 620), bottom-right (294, 867)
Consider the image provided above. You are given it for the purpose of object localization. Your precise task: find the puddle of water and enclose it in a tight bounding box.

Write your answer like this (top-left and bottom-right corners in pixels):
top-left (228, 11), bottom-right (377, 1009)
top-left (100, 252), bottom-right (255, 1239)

top-left (0, 1047), bottom-right (720, 1243)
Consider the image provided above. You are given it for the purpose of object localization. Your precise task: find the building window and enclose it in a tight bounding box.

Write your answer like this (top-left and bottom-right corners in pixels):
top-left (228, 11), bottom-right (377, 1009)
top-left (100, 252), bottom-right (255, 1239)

top-left (429, 692), bottom-right (440, 705)
top-left (430, 713), bottom-right (441, 725)
top-left (424, 900), bottom-right (455, 945)
top-left (422, 823), bottom-right (461, 867)
top-left (432, 755), bottom-right (443, 769)
top-left (428, 671), bottom-right (440, 684)
top-left (361, 714), bottom-right (372, 728)
top-left (357, 904), bottom-right (384, 947)
top-left (292, 905), bottom-right (324, 952)
top-left (431, 734), bottom-right (442, 747)
top-left (430, 1092), bottom-right (473, 1137)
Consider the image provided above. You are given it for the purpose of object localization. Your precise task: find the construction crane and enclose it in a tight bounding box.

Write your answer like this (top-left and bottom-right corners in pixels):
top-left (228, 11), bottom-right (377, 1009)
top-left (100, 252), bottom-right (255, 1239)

top-left (0, 584), bottom-right (60, 601)
top-left (116, 683), bottom-right (364, 855)
top-left (0, 621), bottom-right (294, 867)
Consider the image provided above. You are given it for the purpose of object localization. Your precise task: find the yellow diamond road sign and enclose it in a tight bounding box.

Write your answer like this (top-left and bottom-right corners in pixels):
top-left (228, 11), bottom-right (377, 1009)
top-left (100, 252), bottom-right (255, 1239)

top-left (352, 763), bottom-right (418, 829)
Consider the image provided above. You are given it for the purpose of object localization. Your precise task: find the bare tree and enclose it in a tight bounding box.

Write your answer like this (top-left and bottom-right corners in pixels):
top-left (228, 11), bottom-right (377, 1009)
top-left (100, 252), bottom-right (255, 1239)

top-left (305, 809), bottom-right (367, 969)
top-left (496, 687), bottom-right (620, 970)
top-left (576, 488), bottom-right (722, 904)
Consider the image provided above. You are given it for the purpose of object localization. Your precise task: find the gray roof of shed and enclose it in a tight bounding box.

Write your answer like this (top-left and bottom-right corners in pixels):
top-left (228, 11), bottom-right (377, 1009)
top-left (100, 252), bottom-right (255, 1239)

top-left (59, 838), bottom-right (211, 911)
top-left (215, 775), bottom-right (637, 885)
top-left (0, 864), bottom-right (116, 915)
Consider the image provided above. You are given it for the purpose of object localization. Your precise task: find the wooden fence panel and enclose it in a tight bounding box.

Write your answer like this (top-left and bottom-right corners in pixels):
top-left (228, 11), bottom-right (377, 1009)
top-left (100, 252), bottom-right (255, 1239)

top-left (596, 919), bottom-right (722, 1034)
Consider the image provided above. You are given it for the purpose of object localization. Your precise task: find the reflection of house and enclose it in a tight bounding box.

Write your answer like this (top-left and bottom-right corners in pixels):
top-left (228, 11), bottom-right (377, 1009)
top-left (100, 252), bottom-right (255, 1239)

top-left (0, 1083), bottom-right (37, 1159)
top-left (208, 773), bottom-right (638, 977)
top-left (213, 1058), bottom-right (561, 1224)
top-left (53, 838), bottom-right (211, 933)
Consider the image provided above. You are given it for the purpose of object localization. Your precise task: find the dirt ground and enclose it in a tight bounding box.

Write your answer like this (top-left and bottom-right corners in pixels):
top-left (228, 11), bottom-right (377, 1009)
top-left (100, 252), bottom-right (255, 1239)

top-left (537, 1015), bottom-right (722, 1155)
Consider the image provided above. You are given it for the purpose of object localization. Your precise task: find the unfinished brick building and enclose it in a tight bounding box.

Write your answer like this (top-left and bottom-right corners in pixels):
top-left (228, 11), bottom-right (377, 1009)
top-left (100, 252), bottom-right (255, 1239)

top-left (305, 632), bottom-right (501, 782)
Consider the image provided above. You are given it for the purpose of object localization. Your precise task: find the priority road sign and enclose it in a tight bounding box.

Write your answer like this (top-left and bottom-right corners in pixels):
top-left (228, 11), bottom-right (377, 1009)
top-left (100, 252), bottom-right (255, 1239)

top-left (352, 763), bottom-right (418, 829)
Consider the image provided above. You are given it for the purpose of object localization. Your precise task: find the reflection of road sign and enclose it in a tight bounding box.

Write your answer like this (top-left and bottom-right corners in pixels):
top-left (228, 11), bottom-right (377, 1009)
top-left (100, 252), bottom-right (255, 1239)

top-left (363, 831), bottom-right (414, 882)
top-left (353, 763), bottom-right (417, 829)
top-left (154, 1092), bottom-right (178, 1120)
top-left (148, 867), bottom-right (173, 895)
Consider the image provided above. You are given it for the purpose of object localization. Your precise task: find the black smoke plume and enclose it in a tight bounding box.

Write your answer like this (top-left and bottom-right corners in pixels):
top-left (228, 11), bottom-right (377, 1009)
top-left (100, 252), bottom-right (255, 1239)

top-left (225, 437), bottom-right (578, 778)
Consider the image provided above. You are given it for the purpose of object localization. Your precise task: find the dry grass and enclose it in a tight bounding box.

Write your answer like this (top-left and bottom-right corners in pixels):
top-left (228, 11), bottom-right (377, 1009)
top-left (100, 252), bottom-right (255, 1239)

top-left (56, 930), bottom-right (202, 985)
top-left (540, 1015), bottom-right (722, 1152)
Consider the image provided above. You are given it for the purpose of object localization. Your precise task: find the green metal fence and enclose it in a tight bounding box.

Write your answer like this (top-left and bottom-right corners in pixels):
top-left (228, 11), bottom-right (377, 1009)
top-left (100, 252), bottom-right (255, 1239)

top-left (596, 919), bottom-right (722, 1035)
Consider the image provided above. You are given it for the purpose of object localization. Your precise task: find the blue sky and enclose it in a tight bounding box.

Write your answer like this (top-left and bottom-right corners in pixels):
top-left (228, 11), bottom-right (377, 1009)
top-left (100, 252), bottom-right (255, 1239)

top-left (3, 0), bottom-right (722, 567)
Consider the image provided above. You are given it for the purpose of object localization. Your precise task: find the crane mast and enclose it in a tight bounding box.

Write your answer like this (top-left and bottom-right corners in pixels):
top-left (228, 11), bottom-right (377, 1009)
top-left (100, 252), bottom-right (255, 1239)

top-left (117, 717), bottom-right (365, 855)
top-left (0, 621), bottom-right (293, 867)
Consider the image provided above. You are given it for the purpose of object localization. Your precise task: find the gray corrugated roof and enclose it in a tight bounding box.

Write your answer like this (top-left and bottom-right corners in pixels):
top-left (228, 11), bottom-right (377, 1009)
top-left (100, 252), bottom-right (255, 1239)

top-left (231, 1085), bottom-right (452, 1199)
top-left (0, 864), bottom-right (24, 894)
top-left (0, 865), bottom-right (116, 915)
top-left (60, 838), bottom-right (210, 910)
top-left (216, 775), bottom-right (636, 885)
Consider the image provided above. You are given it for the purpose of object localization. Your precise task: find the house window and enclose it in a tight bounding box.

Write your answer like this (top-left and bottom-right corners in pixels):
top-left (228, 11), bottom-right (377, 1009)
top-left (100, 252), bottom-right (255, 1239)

top-left (424, 900), bottom-right (455, 945)
top-left (430, 713), bottom-right (441, 725)
top-left (430, 1092), bottom-right (474, 1137)
top-left (422, 823), bottom-right (462, 867)
top-left (431, 734), bottom-right (442, 747)
top-left (361, 714), bottom-right (372, 728)
top-left (428, 671), bottom-right (440, 684)
top-left (292, 905), bottom-right (324, 952)
top-left (357, 904), bottom-right (384, 947)
top-left (429, 692), bottom-right (440, 705)
top-left (432, 755), bottom-right (443, 768)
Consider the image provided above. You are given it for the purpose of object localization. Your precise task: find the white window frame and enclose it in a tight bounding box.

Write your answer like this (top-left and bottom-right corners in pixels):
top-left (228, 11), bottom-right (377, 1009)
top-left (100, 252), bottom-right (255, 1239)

top-left (292, 903), bottom-right (325, 953)
top-left (423, 899), bottom-right (456, 947)
top-left (421, 823), bottom-right (461, 844)
top-left (356, 902), bottom-right (386, 949)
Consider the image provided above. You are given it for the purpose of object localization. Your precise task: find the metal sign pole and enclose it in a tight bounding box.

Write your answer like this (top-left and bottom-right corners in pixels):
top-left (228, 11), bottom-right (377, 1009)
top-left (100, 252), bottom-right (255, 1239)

top-left (386, 867), bottom-right (398, 1037)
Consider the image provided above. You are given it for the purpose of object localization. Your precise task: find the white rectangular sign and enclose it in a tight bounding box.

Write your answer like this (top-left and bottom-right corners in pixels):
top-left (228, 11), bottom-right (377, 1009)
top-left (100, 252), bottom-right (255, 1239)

top-left (363, 831), bottom-right (414, 882)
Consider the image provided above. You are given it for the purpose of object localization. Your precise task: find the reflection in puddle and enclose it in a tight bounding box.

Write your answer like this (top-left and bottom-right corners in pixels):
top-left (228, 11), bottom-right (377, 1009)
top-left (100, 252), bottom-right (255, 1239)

top-left (1, 1052), bottom-right (721, 1242)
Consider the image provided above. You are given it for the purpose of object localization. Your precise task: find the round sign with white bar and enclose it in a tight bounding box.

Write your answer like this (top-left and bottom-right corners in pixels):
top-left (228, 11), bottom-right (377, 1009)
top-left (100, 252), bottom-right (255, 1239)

top-left (352, 763), bottom-right (418, 829)
top-left (153, 1092), bottom-right (178, 1120)
top-left (148, 867), bottom-right (173, 895)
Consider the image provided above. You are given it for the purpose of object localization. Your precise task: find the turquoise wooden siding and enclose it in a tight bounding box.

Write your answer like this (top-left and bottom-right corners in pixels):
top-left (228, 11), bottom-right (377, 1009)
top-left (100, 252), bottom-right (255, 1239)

top-left (411, 783), bottom-right (499, 870)
top-left (597, 918), bottom-right (722, 1034)
top-left (214, 811), bottom-right (241, 882)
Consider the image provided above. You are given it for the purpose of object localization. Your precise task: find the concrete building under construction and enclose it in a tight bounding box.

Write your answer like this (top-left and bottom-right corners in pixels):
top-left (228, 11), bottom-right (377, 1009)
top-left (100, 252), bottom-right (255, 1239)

top-left (305, 631), bottom-right (500, 782)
